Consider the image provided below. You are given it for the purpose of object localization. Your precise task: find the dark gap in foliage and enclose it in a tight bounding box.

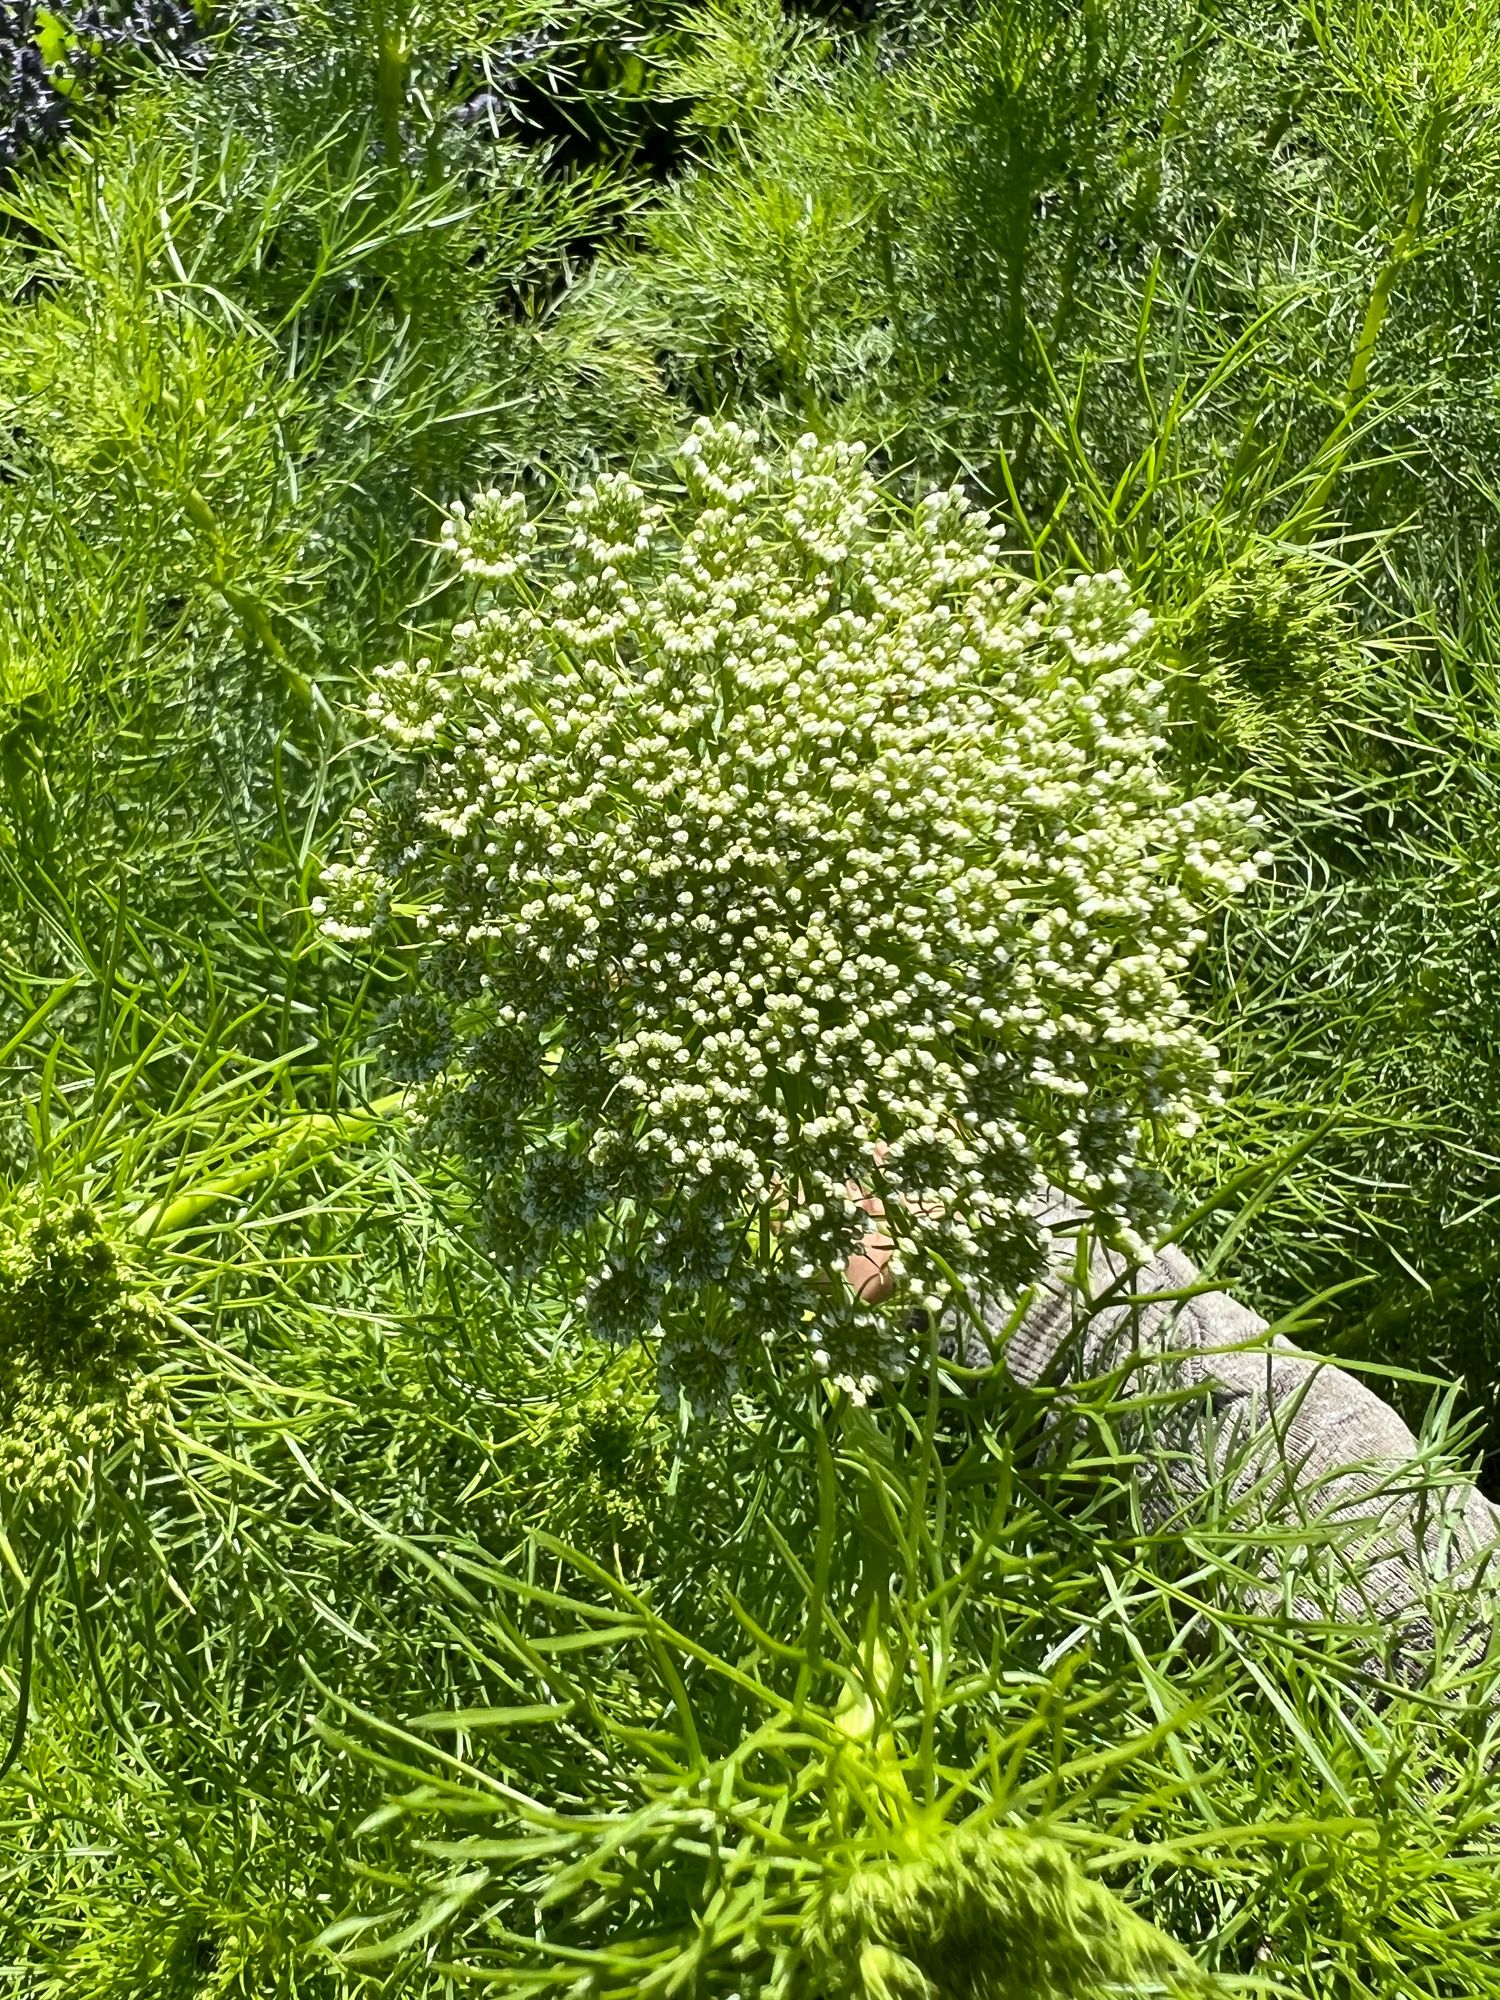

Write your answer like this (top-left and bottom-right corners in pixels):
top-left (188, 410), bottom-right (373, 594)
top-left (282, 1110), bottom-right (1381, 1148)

top-left (0, 0), bottom-right (201, 173)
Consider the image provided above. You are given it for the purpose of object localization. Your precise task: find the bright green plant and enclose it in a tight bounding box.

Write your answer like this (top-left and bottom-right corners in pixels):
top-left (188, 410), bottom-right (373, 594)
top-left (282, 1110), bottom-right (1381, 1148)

top-left (0, 923), bottom-right (727, 1995)
top-left (1173, 544), bottom-right (1371, 768)
top-left (0, 31), bottom-right (633, 1009)
top-left (313, 1363), bottom-right (1218, 1996)
top-left (1, 0), bottom-right (1499, 1988)
top-left (314, 1287), bottom-right (1500, 1998)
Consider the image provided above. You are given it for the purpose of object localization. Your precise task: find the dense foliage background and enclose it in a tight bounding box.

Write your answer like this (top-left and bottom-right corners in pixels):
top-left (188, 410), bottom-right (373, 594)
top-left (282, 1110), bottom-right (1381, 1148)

top-left (2, 0), bottom-right (1500, 1991)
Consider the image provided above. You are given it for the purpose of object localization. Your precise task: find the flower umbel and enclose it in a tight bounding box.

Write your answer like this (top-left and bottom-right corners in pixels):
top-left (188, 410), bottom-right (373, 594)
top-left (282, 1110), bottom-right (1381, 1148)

top-left (0, 1206), bottom-right (165, 1505)
top-left (322, 422), bottom-right (1263, 1406)
top-left (806, 1820), bottom-right (1209, 1999)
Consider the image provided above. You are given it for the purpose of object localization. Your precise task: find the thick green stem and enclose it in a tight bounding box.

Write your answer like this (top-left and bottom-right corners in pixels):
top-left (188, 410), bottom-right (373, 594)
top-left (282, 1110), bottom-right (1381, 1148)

top-left (377, 38), bottom-right (409, 172)
top-left (132, 1093), bottom-right (407, 1242)
top-left (370, 0), bottom-right (410, 175)
top-left (1343, 163), bottom-right (1434, 411)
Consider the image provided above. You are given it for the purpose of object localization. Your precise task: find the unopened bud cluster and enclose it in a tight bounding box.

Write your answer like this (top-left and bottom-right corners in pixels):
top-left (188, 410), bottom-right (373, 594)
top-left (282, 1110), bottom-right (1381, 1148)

top-left (319, 422), bottom-right (1263, 1408)
top-left (0, 1207), bottom-right (164, 1505)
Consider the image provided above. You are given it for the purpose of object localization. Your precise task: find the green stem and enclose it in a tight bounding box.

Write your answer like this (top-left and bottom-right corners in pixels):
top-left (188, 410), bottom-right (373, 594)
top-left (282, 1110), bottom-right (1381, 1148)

top-left (0, 1558), bottom-right (45, 1785)
top-left (1262, 18), bottom-right (1320, 158)
top-left (1131, 25), bottom-right (1211, 233)
top-left (1302, 111), bottom-right (1447, 521)
top-left (1343, 159), bottom-right (1435, 411)
top-left (132, 1093), bottom-right (407, 1242)
top-left (377, 37), bottom-right (409, 173)
top-left (371, 0), bottom-right (409, 175)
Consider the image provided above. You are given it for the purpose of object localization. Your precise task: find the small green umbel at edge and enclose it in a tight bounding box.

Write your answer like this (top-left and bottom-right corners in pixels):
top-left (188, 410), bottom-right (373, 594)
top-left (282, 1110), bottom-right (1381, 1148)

top-left (0, 1206), bottom-right (165, 1508)
top-left (0, 1097), bottom-right (411, 1508)
top-left (805, 1819), bottom-right (1212, 2000)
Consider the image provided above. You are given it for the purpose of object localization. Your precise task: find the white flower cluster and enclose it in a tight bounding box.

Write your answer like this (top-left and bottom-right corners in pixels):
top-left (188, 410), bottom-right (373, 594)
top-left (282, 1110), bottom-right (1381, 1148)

top-left (319, 421), bottom-right (1264, 1409)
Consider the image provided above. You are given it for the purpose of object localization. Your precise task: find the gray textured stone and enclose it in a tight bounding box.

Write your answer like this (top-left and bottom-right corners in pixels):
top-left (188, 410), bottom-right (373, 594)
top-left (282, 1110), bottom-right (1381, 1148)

top-left (983, 1192), bottom-right (1500, 1680)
